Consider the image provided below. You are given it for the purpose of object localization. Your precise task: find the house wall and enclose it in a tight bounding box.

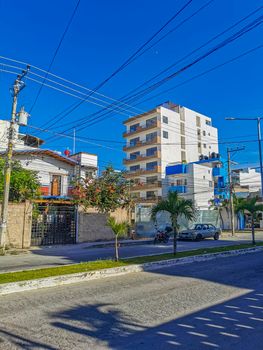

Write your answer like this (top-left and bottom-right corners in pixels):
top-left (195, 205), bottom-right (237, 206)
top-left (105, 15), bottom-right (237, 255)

top-left (78, 207), bottom-right (129, 242)
top-left (0, 201), bottom-right (32, 248)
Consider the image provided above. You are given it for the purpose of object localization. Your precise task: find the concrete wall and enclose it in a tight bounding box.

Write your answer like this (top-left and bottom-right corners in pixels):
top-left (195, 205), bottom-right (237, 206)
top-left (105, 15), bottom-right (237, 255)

top-left (0, 201), bottom-right (32, 249)
top-left (78, 207), bottom-right (129, 242)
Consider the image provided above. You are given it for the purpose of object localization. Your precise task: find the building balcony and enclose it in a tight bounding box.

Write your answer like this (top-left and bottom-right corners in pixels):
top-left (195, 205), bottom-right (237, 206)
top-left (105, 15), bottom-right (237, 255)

top-left (166, 164), bottom-right (187, 176)
top-left (169, 185), bottom-right (187, 193)
top-left (123, 151), bottom-right (160, 165)
top-left (125, 166), bottom-right (161, 177)
top-left (212, 167), bottom-right (226, 177)
top-left (123, 136), bottom-right (161, 152)
top-left (133, 196), bottom-right (162, 203)
top-left (123, 121), bottom-right (160, 138)
top-left (131, 181), bottom-right (162, 191)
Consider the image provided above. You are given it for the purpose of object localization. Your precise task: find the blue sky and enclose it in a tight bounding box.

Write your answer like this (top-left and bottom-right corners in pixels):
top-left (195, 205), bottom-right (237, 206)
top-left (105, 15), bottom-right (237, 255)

top-left (0, 0), bottom-right (262, 170)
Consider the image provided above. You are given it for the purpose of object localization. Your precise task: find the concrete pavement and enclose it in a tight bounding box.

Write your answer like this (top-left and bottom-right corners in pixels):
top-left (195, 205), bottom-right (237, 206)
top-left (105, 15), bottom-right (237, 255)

top-left (0, 231), bottom-right (262, 273)
top-left (0, 251), bottom-right (262, 349)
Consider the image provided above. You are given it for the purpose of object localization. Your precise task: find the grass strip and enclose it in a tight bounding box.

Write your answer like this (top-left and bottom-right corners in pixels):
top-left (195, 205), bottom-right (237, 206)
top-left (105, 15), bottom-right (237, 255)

top-left (0, 243), bottom-right (262, 285)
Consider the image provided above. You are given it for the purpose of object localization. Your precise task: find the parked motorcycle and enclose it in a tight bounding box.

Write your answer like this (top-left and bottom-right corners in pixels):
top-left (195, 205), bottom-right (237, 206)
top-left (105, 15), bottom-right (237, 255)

top-left (153, 230), bottom-right (170, 244)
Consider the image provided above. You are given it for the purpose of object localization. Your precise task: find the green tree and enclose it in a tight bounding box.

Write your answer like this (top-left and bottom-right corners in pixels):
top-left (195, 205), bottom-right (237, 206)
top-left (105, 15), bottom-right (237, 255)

top-left (151, 191), bottom-right (195, 255)
top-left (0, 158), bottom-right (40, 202)
top-left (235, 196), bottom-right (263, 245)
top-left (107, 216), bottom-right (128, 261)
top-left (72, 166), bottom-right (131, 212)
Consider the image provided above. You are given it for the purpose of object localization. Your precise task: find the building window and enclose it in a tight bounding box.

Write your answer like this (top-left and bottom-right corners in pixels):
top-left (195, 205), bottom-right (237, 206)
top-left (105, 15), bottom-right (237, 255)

top-left (131, 192), bottom-right (140, 199)
top-left (181, 136), bottom-right (186, 150)
top-left (146, 161), bottom-right (158, 171)
top-left (208, 170), bottom-right (211, 174)
top-left (180, 122), bottom-right (185, 135)
top-left (130, 165), bottom-right (140, 172)
top-left (163, 131), bottom-right (169, 139)
top-left (130, 137), bottom-right (140, 146)
top-left (181, 151), bottom-right (186, 162)
top-left (85, 170), bottom-right (95, 178)
top-left (146, 147), bottom-right (157, 157)
top-left (146, 117), bottom-right (157, 127)
top-left (146, 191), bottom-right (156, 199)
top-left (146, 132), bottom-right (157, 142)
top-left (130, 123), bottom-right (140, 133)
top-left (203, 143), bottom-right (207, 148)
top-left (146, 176), bottom-right (158, 184)
top-left (196, 116), bottom-right (201, 127)
top-left (198, 142), bottom-right (202, 153)
top-left (206, 120), bottom-right (211, 126)
top-left (184, 178), bottom-right (187, 185)
top-left (208, 132), bottom-right (210, 136)
top-left (209, 181), bottom-right (213, 187)
top-left (203, 175), bottom-right (205, 180)
top-left (162, 115), bottom-right (168, 124)
top-left (203, 130), bottom-right (206, 136)
top-left (130, 151), bottom-right (140, 160)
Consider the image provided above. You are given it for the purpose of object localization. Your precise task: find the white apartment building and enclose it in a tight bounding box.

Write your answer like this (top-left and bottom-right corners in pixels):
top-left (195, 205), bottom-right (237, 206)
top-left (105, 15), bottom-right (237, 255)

top-left (232, 167), bottom-right (261, 197)
top-left (123, 102), bottom-right (218, 205)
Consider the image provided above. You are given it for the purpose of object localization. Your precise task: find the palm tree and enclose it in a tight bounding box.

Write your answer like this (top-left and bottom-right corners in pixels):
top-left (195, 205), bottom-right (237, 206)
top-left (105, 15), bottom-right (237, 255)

top-left (107, 216), bottom-right (128, 261)
top-left (151, 192), bottom-right (195, 255)
top-left (235, 196), bottom-right (263, 245)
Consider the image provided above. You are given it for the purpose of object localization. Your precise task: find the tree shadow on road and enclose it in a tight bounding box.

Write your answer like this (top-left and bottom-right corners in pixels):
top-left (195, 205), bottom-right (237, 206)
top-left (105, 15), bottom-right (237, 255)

top-left (49, 252), bottom-right (263, 349)
top-left (49, 292), bottom-right (263, 349)
top-left (0, 327), bottom-right (57, 350)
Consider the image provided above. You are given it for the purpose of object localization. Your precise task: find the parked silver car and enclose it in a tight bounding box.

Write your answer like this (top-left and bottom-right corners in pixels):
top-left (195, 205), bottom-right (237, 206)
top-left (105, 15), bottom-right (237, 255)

top-left (179, 224), bottom-right (221, 241)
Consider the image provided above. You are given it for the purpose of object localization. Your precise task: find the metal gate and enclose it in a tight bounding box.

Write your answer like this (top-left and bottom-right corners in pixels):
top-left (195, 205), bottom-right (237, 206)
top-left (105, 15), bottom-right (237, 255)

top-left (31, 204), bottom-right (76, 246)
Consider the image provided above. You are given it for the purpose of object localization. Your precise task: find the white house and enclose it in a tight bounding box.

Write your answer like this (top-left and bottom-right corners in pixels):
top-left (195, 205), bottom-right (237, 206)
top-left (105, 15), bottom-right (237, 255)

top-left (0, 149), bottom-right (98, 198)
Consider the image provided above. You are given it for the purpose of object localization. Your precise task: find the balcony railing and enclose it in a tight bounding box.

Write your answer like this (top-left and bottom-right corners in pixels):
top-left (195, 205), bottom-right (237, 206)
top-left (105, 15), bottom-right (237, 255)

top-left (123, 121), bottom-right (160, 138)
top-left (123, 136), bottom-right (160, 151)
top-left (125, 165), bottom-right (161, 177)
top-left (131, 181), bottom-right (162, 191)
top-left (169, 185), bottom-right (187, 194)
top-left (133, 196), bottom-right (162, 203)
top-left (212, 167), bottom-right (225, 177)
top-left (123, 151), bottom-right (160, 165)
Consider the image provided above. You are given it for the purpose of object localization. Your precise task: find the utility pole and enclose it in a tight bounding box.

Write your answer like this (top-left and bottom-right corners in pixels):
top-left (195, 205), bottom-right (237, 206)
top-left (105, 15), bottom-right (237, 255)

top-left (0, 67), bottom-right (30, 248)
top-left (73, 128), bottom-right (76, 154)
top-left (227, 147), bottom-right (245, 236)
top-left (257, 117), bottom-right (263, 197)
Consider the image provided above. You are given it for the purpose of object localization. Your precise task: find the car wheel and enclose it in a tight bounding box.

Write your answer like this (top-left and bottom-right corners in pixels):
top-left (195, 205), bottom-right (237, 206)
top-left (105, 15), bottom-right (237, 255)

top-left (196, 234), bottom-right (202, 241)
top-left (214, 232), bottom-right (219, 240)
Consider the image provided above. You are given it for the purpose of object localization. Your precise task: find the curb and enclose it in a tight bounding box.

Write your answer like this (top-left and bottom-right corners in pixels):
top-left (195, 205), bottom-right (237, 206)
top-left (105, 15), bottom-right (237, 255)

top-left (0, 246), bottom-right (262, 296)
top-left (85, 239), bottom-right (152, 249)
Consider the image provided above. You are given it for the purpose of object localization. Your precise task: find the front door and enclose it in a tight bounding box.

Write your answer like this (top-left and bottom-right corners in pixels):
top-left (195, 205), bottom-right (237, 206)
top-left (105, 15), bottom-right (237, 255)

top-left (51, 175), bottom-right (61, 196)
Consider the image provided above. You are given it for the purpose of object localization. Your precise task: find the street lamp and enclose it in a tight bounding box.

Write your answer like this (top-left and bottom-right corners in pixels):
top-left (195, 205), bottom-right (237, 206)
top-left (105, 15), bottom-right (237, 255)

top-left (225, 117), bottom-right (263, 198)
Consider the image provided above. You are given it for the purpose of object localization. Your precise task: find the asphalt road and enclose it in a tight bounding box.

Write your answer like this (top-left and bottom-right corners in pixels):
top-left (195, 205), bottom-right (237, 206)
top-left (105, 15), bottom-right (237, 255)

top-left (0, 232), bottom-right (262, 273)
top-left (0, 251), bottom-right (263, 349)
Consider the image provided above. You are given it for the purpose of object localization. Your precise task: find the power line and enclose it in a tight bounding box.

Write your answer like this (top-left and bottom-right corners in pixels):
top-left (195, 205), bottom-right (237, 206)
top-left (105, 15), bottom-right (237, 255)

top-left (40, 0), bottom-right (195, 134)
top-left (138, 44), bottom-right (263, 105)
top-left (29, 0), bottom-right (81, 113)
top-left (57, 11), bottom-right (263, 134)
